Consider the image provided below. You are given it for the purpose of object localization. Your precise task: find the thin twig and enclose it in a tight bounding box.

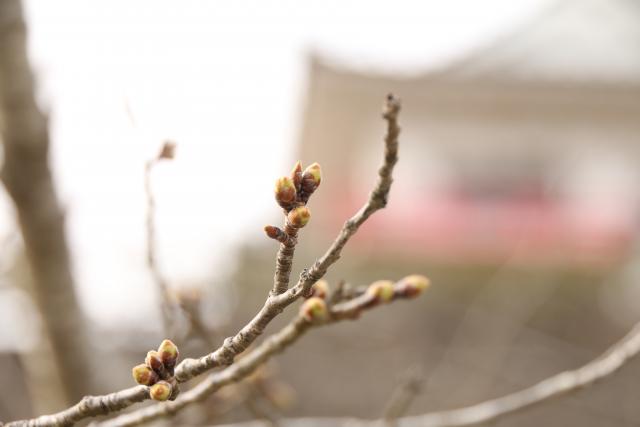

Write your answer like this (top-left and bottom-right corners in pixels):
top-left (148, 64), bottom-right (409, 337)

top-left (144, 153), bottom-right (174, 335)
top-left (5, 94), bottom-right (402, 427)
top-left (271, 221), bottom-right (299, 295)
top-left (383, 366), bottom-right (424, 426)
top-left (397, 320), bottom-right (640, 426)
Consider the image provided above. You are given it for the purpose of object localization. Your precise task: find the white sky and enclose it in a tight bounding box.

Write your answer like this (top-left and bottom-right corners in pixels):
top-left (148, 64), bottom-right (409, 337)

top-left (0, 0), bottom-right (551, 331)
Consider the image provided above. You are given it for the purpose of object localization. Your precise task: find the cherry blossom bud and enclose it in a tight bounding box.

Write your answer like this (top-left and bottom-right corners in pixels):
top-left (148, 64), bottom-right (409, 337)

top-left (145, 350), bottom-right (166, 377)
top-left (300, 297), bottom-right (328, 322)
top-left (274, 177), bottom-right (296, 209)
top-left (396, 275), bottom-right (430, 298)
top-left (132, 364), bottom-right (158, 386)
top-left (157, 339), bottom-right (179, 370)
top-left (149, 381), bottom-right (173, 401)
top-left (287, 206), bottom-right (311, 228)
top-left (301, 162), bottom-right (321, 194)
top-left (290, 161), bottom-right (303, 193)
top-left (366, 280), bottom-right (395, 303)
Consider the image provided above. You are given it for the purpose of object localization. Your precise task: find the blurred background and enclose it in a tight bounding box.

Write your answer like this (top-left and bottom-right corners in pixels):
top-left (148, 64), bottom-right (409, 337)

top-left (1, 0), bottom-right (640, 425)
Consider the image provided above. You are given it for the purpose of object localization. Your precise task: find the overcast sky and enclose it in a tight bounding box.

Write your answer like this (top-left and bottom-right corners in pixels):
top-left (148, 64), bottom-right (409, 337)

top-left (0, 0), bottom-right (552, 334)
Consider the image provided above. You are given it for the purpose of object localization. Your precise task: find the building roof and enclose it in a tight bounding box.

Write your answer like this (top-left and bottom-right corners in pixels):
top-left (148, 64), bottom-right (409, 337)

top-left (442, 0), bottom-right (640, 83)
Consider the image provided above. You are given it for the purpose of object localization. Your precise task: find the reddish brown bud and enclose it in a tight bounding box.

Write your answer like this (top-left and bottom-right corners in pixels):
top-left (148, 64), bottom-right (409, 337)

top-left (300, 297), bottom-right (328, 322)
top-left (310, 279), bottom-right (329, 299)
top-left (264, 225), bottom-right (285, 242)
top-left (301, 162), bottom-right (321, 195)
top-left (396, 274), bottom-right (430, 298)
top-left (157, 339), bottom-right (179, 370)
top-left (149, 380), bottom-right (172, 401)
top-left (158, 140), bottom-right (176, 160)
top-left (287, 206), bottom-right (311, 228)
top-left (274, 177), bottom-right (296, 209)
top-left (132, 364), bottom-right (158, 386)
top-left (291, 161), bottom-right (303, 193)
top-left (366, 280), bottom-right (395, 303)
top-left (145, 350), bottom-right (166, 377)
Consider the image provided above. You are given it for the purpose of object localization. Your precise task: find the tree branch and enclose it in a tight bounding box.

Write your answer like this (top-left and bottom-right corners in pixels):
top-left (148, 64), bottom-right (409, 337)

top-left (396, 319), bottom-right (640, 426)
top-left (93, 280), bottom-right (425, 427)
top-left (5, 94), bottom-right (402, 427)
top-left (144, 140), bottom-right (177, 335)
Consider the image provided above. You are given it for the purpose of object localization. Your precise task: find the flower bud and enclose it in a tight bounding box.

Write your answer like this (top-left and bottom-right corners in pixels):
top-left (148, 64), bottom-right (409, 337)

top-left (149, 380), bottom-right (173, 401)
top-left (264, 225), bottom-right (289, 243)
top-left (290, 161), bottom-right (303, 192)
top-left (301, 163), bottom-right (321, 194)
top-left (132, 363), bottom-right (158, 386)
top-left (310, 279), bottom-right (329, 299)
top-left (366, 280), bottom-right (395, 303)
top-left (157, 339), bottom-right (179, 370)
top-left (158, 140), bottom-right (176, 160)
top-left (274, 177), bottom-right (296, 209)
top-left (287, 206), bottom-right (311, 228)
top-left (145, 350), bottom-right (165, 377)
top-left (396, 274), bottom-right (430, 298)
top-left (300, 297), bottom-right (328, 322)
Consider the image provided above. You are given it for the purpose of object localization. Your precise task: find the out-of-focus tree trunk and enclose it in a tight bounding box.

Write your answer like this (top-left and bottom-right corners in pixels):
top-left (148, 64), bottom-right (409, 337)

top-left (0, 0), bottom-right (92, 404)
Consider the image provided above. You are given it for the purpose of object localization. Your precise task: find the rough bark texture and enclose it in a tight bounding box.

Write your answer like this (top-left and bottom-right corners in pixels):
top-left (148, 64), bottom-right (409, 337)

top-left (0, 0), bottom-right (92, 403)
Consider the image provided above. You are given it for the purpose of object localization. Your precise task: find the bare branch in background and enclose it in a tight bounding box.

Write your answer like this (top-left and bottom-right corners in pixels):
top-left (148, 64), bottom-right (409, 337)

top-left (396, 319), bottom-right (640, 426)
top-left (383, 366), bottom-right (424, 426)
top-left (187, 318), bottom-right (640, 427)
top-left (5, 95), bottom-right (409, 427)
top-left (144, 140), bottom-right (177, 335)
top-left (0, 0), bottom-right (92, 403)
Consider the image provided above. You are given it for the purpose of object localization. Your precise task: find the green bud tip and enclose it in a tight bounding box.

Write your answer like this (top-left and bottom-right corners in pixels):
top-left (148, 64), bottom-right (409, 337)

top-left (157, 339), bottom-right (179, 367)
top-left (303, 163), bottom-right (321, 184)
top-left (301, 163), bottom-right (322, 194)
top-left (300, 297), bottom-right (328, 322)
top-left (366, 280), bottom-right (395, 303)
top-left (397, 274), bottom-right (431, 298)
top-left (274, 177), bottom-right (296, 205)
top-left (149, 381), bottom-right (173, 401)
top-left (287, 206), bottom-right (311, 228)
top-left (132, 364), bottom-right (158, 386)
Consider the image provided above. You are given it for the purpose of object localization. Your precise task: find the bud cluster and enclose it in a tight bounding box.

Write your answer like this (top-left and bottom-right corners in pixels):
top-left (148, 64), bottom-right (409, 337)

top-left (132, 339), bottom-right (180, 401)
top-left (273, 161), bottom-right (322, 213)
top-left (267, 161), bottom-right (322, 240)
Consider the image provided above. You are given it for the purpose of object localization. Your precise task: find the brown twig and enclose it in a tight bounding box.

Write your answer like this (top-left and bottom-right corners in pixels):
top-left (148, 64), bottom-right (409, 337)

top-left (383, 366), bottom-right (424, 426)
top-left (271, 220), bottom-right (300, 295)
top-left (144, 141), bottom-right (177, 335)
top-left (5, 94), bottom-right (402, 427)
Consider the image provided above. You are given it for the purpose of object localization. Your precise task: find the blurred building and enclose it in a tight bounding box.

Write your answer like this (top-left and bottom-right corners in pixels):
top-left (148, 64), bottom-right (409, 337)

top-left (230, 1), bottom-right (640, 425)
top-left (299, 0), bottom-right (640, 267)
